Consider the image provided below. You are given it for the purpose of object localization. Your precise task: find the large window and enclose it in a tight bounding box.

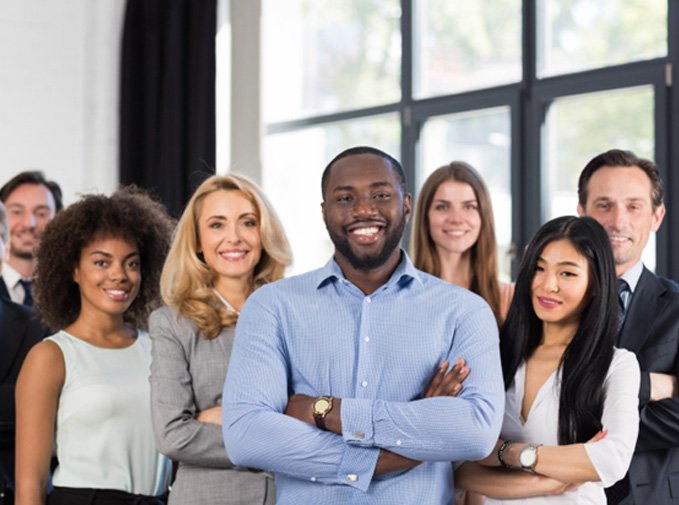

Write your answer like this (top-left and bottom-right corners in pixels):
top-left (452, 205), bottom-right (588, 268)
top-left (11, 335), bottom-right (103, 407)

top-left (259, 0), bottom-right (678, 277)
top-left (414, 0), bottom-right (522, 98)
top-left (263, 1), bottom-right (401, 123)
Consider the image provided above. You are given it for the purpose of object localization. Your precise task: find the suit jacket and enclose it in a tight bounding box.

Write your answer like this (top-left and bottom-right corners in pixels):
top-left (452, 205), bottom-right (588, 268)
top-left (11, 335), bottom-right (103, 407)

top-left (0, 278), bottom-right (10, 302)
top-left (618, 267), bottom-right (679, 504)
top-left (148, 306), bottom-right (274, 505)
top-left (0, 299), bottom-right (48, 486)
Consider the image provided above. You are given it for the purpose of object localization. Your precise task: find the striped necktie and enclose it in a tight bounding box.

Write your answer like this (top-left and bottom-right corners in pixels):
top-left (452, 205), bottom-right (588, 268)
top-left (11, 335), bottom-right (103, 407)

top-left (616, 278), bottom-right (630, 335)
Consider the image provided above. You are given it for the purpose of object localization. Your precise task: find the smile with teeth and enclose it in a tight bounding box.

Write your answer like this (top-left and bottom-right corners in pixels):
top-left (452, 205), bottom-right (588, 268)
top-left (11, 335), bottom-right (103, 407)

top-left (105, 288), bottom-right (131, 302)
top-left (348, 224), bottom-right (384, 243)
top-left (220, 250), bottom-right (248, 261)
top-left (443, 230), bottom-right (468, 237)
top-left (609, 235), bottom-right (630, 244)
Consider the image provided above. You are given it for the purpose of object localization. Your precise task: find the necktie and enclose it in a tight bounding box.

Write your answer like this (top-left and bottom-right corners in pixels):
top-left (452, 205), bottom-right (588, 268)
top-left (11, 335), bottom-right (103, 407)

top-left (606, 279), bottom-right (631, 504)
top-left (616, 278), bottom-right (630, 335)
top-left (19, 279), bottom-right (33, 307)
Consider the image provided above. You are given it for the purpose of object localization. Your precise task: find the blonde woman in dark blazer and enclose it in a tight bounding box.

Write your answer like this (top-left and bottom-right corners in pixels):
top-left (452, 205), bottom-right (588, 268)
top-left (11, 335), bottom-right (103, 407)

top-left (149, 174), bottom-right (292, 505)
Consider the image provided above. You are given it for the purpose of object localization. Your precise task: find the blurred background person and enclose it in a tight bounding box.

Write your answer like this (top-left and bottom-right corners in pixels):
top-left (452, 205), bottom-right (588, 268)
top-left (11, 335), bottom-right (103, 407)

top-left (455, 216), bottom-right (640, 503)
top-left (149, 174), bottom-right (291, 505)
top-left (0, 201), bottom-right (48, 505)
top-left (15, 187), bottom-right (174, 505)
top-left (0, 171), bottom-right (63, 306)
top-left (411, 161), bottom-right (513, 326)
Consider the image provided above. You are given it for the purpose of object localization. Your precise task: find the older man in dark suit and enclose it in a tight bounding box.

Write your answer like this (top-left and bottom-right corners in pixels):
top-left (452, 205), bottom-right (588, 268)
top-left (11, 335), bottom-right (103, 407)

top-left (578, 149), bottom-right (679, 504)
top-left (0, 202), bottom-right (49, 504)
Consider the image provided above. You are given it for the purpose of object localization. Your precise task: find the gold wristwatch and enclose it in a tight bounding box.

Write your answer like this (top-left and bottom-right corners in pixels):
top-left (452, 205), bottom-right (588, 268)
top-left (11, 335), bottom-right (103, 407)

top-left (312, 396), bottom-right (333, 430)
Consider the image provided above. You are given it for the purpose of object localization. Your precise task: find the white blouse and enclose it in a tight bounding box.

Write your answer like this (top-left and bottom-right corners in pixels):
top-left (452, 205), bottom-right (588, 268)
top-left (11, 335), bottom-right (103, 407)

top-left (486, 348), bottom-right (640, 505)
top-left (48, 330), bottom-right (171, 496)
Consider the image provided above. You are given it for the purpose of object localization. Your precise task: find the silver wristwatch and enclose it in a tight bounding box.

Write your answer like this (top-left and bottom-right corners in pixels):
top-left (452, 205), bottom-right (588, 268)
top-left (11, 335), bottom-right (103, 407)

top-left (518, 443), bottom-right (542, 472)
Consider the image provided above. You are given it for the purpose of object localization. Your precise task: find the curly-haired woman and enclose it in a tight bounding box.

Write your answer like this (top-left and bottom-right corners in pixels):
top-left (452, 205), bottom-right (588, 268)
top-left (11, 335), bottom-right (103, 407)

top-left (148, 174), bottom-right (291, 505)
top-left (15, 187), bottom-right (175, 505)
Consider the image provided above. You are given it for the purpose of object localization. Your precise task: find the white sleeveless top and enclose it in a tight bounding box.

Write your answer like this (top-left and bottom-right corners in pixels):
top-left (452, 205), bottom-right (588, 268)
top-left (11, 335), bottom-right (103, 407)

top-left (47, 330), bottom-right (171, 495)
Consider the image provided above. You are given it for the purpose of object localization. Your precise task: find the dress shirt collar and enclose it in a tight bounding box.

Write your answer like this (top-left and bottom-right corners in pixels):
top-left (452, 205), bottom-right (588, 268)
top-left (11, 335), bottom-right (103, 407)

top-left (619, 260), bottom-right (643, 294)
top-left (2, 262), bottom-right (29, 304)
top-left (2, 262), bottom-right (23, 290)
top-left (315, 249), bottom-right (422, 291)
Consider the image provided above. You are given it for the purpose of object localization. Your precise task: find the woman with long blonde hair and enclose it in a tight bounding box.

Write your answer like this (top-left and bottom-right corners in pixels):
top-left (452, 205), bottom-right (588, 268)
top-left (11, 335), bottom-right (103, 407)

top-left (148, 174), bottom-right (291, 505)
top-left (412, 161), bottom-right (513, 325)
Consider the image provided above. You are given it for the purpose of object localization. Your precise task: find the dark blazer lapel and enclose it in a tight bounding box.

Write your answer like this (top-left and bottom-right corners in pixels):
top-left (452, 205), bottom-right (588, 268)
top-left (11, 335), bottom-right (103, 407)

top-left (0, 302), bottom-right (27, 383)
top-left (0, 277), bottom-right (10, 301)
top-left (618, 267), bottom-right (667, 352)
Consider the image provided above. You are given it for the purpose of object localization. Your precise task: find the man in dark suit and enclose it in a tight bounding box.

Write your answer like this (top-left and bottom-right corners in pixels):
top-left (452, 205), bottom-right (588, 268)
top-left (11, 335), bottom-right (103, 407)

top-left (0, 171), bottom-right (62, 307)
top-left (578, 149), bottom-right (679, 504)
top-left (0, 201), bottom-right (49, 504)
top-left (0, 299), bottom-right (48, 503)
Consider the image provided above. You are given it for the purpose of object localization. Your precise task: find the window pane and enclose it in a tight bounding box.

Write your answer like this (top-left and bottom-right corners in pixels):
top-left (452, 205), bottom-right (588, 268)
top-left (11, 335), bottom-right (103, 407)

top-left (543, 85), bottom-right (655, 266)
top-left (263, 114), bottom-right (400, 274)
top-left (263, 0), bottom-right (401, 123)
top-left (414, 0), bottom-right (521, 98)
top-left (418, 107), bottom-right (512, 280)
top-left (538, 0), bottom-right (667, 78)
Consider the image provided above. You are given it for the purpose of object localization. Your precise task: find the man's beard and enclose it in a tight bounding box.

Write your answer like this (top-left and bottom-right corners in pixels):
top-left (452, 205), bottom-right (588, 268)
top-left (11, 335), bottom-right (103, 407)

top-left (10, 243), bottom-right (35, 261)
top-left (328, 216), bottom-right (406, 271)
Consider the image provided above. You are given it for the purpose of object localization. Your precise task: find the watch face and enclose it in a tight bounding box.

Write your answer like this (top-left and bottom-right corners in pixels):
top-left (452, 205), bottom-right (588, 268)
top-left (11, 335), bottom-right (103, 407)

top-left (313, 398), bottom-right (331, 414)
top-left (519, 446), bottom-right (536, 467)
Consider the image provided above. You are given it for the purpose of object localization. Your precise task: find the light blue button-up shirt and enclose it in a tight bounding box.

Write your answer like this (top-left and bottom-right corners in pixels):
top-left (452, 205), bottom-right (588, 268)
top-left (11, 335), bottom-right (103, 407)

top-left (222, 253), bottom-right (504, 505)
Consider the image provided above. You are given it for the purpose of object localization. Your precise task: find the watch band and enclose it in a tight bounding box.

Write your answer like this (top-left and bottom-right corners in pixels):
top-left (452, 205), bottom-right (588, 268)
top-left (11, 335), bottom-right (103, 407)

top-left (314, 412), bottom-right (328, 430)
top-left (497, 439), bottom-right (515, 469)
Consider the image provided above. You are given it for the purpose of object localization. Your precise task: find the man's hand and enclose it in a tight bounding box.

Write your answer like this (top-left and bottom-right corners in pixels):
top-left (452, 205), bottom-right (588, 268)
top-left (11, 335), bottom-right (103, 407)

top-left (424, 357), bottom-right (469, 398)
top-left (650, 372), bottom-right (678, 401)
top-left (196, 406), bottom-right (222, 425)
top-left (285, 394), bottom-right (316, 425)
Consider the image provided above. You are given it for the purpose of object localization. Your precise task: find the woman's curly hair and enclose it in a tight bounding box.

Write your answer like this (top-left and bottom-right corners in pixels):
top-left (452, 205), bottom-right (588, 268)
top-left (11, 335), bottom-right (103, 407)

top-left (33, 186), bottom-right (175, 330)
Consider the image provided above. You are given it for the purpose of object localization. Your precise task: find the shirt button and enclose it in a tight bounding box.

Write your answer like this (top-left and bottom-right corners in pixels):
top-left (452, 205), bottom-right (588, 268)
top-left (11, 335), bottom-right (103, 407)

top-left (347, 474), bottom-right (359, 482)
top-left (361, 381), bottom-right (368, 388)
top-left (353, 431), bottom-right (365, 439)
top-left (310, 476), bottom-right (317, 482)
top-left (363, 336), bottom-right (370, 343)
top-left (396, 439), bottom-right (402, 446)
top-left (365, 297), bottom-right (371, 303)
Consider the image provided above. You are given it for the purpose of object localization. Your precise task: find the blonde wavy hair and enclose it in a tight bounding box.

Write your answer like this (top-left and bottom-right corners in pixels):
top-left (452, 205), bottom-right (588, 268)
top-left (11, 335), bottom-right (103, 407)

top-left (411, 161), bottom-right (502, 325)
top-left (160, 174), bottom-right (292, 338)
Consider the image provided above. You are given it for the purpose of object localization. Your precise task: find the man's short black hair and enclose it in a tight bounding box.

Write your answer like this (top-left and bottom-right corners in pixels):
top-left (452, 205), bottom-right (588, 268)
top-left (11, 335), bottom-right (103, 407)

top-left (321, 146), bottom-right (406, 199)
top-left (0, 170), bottom-right (63, 211)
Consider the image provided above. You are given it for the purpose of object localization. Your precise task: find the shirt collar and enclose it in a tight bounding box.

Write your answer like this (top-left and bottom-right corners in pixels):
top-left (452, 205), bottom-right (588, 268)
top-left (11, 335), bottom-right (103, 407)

top-left (2, 262), bottom-right (24, 289)
top-left (619, 260), bottom-right (644, 294)
top-left (315, 249), bottom-right (422, 290)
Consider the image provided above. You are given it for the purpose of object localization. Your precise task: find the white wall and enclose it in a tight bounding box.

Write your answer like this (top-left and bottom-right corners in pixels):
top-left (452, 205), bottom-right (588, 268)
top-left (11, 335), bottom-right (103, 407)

top-left (0, 0), bottom-right (125, 205)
